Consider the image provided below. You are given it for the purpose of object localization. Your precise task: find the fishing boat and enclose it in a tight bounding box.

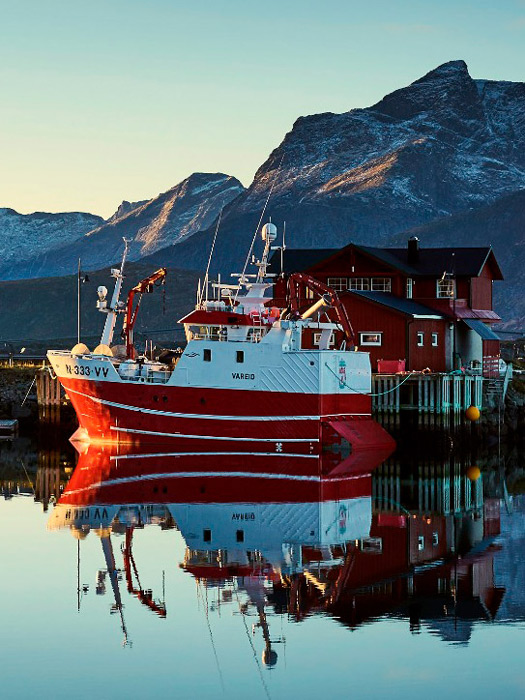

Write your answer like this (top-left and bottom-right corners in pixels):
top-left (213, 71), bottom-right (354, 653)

top-left (47, 223), bottom-right (394, 454)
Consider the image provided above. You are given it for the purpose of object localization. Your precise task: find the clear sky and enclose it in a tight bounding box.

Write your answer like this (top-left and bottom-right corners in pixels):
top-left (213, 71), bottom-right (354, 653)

top-left (1, 0), bottom-right (524, 218)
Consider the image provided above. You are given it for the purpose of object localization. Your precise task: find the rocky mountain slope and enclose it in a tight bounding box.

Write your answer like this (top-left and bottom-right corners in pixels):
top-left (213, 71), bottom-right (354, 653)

top-left (0, 172), bottom-right (244, 280)
top-left (0, 263), bottom-right (200, 343)
top-left (0, 209), bottom-right (103, 272)
top-left (394, 190), bottom-right (525, 329)
top-left (142, 60), bottom-right (524, 326)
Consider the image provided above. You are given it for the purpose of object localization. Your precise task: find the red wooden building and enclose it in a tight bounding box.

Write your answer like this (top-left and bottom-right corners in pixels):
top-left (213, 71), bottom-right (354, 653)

top-left (271, 237), bottom-right (503, 374)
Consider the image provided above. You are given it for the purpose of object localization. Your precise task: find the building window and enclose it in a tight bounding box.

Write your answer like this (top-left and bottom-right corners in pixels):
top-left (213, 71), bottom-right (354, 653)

top-left (236, 530), bottom-right (244, 543)
top-left (203, 529), bottom-right (212, 543)
top-left (327, 277), bottom-right (347, 292)
top-left (371, 277), bottom-right (392, 292)
top-left (313, 332), bottom-right (335, 347)
top-left (359, 332), bottom-right (382, 346)
top-left (406, 278), bottom-right (413, 299)
top-left (348, 277), bottom-right (370, 291)
top-left (203, 348), bottom-right (212, 361)
top-left (236, 350), bottom-right (244, 363)
top-left (431, 332), bottom-right (438, 347)
top-left (437, 278), bottom-right (455, 298)
top-left (417, 332), bottom-right (424, 347)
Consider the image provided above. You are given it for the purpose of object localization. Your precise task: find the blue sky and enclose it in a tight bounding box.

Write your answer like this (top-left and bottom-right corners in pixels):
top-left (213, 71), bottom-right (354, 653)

top-left (1, 0), bottom-right (524, 217)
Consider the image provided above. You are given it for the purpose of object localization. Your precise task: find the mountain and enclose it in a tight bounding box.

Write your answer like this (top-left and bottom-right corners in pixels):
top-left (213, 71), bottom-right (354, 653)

top-left (0, 173), bottom-right (244, 280)
top-left (0, 263), bottom-right (200, 343)
top-left (0, 209), bottom-right (103, 272)
top-left (141, 60), bottom-right (525, 326)
top-left (392, 190), bottom-right (525, 330)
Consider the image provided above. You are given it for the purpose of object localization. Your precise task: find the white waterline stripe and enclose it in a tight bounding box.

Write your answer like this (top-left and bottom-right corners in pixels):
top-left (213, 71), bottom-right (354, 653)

top-left (110, 426), bottom-right (319, 443)
top-left (110, 451), bottom-right (317, 461)
top-left (63, 468), bottom-right (364, 496)
top-left (65, 387), bottom-right (368, 421)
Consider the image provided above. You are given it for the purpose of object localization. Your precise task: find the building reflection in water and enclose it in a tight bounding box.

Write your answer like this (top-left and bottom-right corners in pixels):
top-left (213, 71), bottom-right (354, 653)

top-left (47, 442), bottom-right (505, 654)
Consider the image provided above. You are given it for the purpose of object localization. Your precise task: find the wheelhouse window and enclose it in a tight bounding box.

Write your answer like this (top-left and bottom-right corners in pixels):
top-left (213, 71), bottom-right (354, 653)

top-left (406, 278), bottom-right (413, 299)
top-left (327, 277), bottom-right (347, 292)
top-left (236, 350), bottom-right (244, 363)
top-left (359, 332), bottom-right (382, 346)
top-left (203, 348), bottom-right (212, 361)
top-left (370, 277), bottom-right (392, 292)
top-left (417, 332), bottom-right (424, 347)
top-left (437, 278), bottom-right (455, 298)
top-left (348, 277), bottom-right (370, 291)
top-left (431, 332), bottom-right (438, 347)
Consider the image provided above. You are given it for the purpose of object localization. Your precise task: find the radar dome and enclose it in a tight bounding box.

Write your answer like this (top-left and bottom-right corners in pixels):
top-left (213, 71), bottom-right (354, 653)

top-left (71, 343), bottom-right (89, 356)
top-left (93, 344), bottom-right (113, 356)
top-left (261, 222), bottom-right (277, 242)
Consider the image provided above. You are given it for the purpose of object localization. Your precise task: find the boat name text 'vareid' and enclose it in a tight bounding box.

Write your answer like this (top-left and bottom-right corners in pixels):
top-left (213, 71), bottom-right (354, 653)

top-left (231, 373), bottom-right (256, 380)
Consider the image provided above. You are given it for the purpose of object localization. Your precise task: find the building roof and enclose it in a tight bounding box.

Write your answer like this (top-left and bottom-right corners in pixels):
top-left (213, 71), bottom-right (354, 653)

top-left (268, 248), bottom-right (337, 275)
top-left (344, 291), bottom-right (446, 318)
top-left (269, 244), bottom-right (503, 280)
top-left (463, 319), bottom-right (500, 340)
top-left (357, 245), bottom-right (503, 279)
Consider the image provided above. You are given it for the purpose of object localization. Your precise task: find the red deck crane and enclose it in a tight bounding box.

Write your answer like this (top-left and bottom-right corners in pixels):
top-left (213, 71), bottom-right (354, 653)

top-left (286, 272), bottom-right (357, 347)
top-left (122, 268), bottom-right (167, 358)
top-left (122, 527), bottom-right (167, 618)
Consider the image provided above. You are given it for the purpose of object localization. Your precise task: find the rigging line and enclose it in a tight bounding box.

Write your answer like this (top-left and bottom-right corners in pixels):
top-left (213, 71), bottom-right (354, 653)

top-left (19, 459), bottom-right (35, 494)
top-left (323, 362), bottom-right (416, 396)
top-left (21, 374), bottom-right (36, 406)
top-left (200, 207), bottom-right (223, 306)
top-left (235, 155), bottom-right (285, 304)
top-left (197, 583), bottom-right (226, 694)
top-left (233, 583), bottom-right (272, 700)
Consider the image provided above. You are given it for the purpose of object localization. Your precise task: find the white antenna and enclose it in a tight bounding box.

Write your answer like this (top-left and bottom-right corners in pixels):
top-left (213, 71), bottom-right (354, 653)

top-left (199, 209), bottom-right (222, 306)
top-left (234, 154), bottom-right (285, 302)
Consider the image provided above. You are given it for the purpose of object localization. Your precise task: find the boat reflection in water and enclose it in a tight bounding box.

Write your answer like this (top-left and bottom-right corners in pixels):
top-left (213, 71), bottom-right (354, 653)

top-left (48, 442), bottom-right (504, 655)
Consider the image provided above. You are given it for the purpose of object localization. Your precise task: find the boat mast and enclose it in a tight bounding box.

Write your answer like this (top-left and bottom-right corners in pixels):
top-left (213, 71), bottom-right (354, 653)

top-left (100, 238), bottom-right (130, 347)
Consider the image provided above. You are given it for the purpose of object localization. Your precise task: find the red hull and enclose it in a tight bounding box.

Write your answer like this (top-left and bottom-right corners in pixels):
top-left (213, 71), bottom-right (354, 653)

top-left (61, 377), bottom-right (394, 454)
top-left (56, 444), bottom-right (392, 507)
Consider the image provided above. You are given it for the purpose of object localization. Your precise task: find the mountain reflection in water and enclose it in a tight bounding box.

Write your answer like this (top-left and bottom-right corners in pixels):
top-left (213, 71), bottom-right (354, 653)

top-left (45, 442), bottom-right (510, 655)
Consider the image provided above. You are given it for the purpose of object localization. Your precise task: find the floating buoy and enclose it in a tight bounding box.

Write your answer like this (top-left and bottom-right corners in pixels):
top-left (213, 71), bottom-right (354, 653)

top-left (467, 466), bottom-right (481, 481)
top-left (465, 405), bottom-right (480, 421)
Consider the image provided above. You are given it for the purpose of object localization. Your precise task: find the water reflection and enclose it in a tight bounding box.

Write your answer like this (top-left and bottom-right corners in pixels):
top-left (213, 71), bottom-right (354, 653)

top-left (43, 442), bottom-right (515, 654)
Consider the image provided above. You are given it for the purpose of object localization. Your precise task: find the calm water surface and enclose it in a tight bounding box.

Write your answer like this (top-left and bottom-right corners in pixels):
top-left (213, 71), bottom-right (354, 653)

top-left (1, 429), bottom-right (524, 700)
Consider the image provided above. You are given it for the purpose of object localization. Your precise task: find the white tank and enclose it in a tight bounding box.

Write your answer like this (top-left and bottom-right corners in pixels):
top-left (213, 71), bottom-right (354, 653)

top-left (261, 222), bottom-right (277, 242)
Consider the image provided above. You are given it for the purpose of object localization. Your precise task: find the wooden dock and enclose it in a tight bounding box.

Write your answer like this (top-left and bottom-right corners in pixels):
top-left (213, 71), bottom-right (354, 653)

top-left (372, 373), bottom-right (484, 415)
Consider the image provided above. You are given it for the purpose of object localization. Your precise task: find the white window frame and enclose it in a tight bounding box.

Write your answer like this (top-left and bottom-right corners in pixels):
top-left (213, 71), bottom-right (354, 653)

top-left (359, 332), bottom-right (382, 346)
top-left (406, 278), bottom-right (413, 299)
top-left (313, 331), bottom-right (335, 348)
top-left (436, 278), bottom-right (455, 298)
top-left (370, 277), bottom-right (392, 292)
top-left (348, 277), bottom-right (370, 291)
top-left (327, 277), bottom-right (347, 292)
top-left (417, 332), bottom-right (424, 347)
top-left (431, 332), bottom-right (438, 347)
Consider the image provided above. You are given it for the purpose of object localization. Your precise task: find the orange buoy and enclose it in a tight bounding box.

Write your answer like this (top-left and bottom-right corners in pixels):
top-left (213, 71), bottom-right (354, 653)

top-left (465, 405), bottom-right (480, 421)
top-left (467, 466), bottom-right (481, 481)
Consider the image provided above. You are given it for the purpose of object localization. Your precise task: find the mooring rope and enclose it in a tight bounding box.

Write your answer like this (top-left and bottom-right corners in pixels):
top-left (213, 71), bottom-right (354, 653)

top-left (324, 362), bottom-right (416, 397)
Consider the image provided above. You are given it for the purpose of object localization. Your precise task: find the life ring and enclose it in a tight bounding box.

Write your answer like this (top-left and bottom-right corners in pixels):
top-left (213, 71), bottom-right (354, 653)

top-left (422, 367), bottom-right (431, 375)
